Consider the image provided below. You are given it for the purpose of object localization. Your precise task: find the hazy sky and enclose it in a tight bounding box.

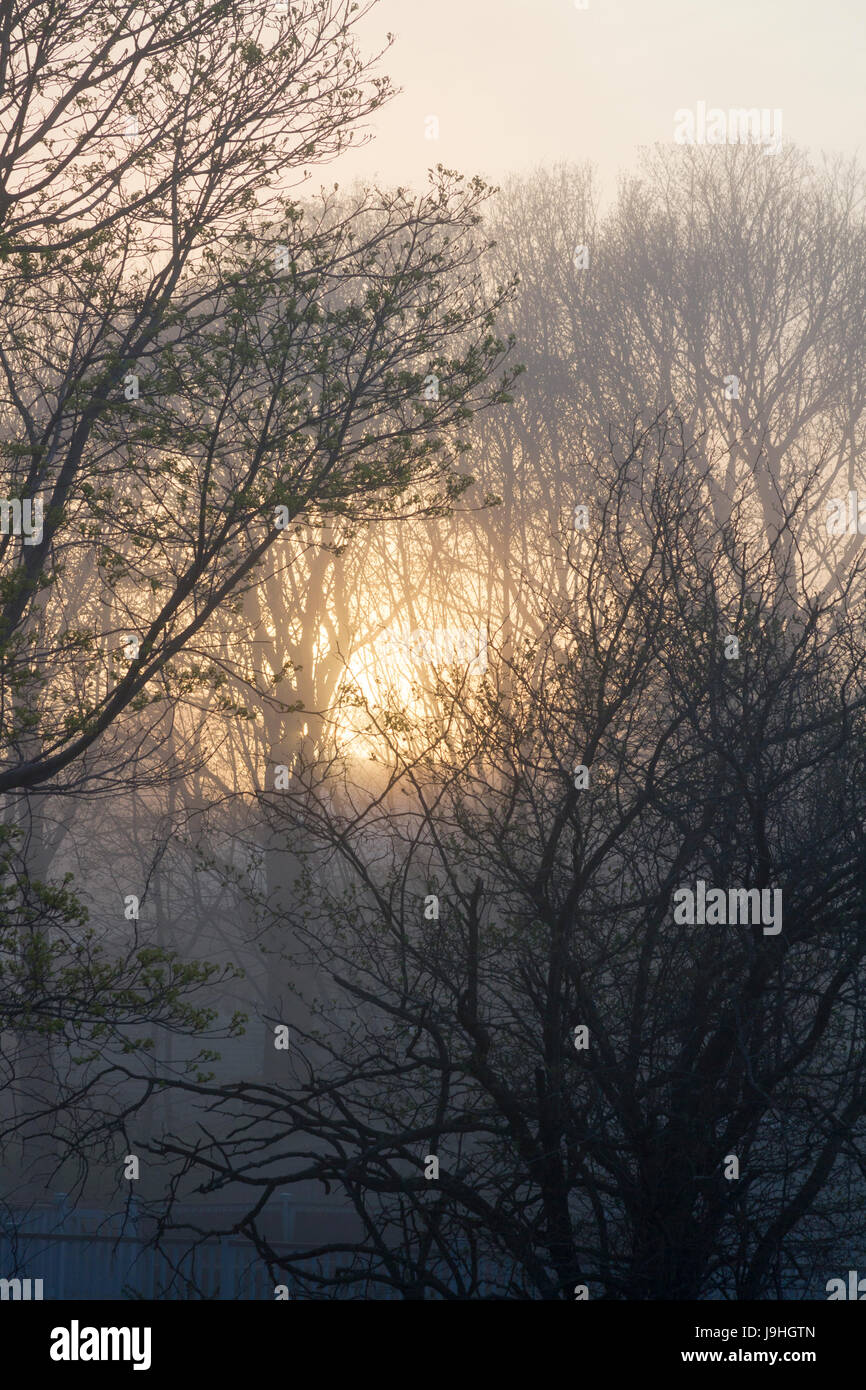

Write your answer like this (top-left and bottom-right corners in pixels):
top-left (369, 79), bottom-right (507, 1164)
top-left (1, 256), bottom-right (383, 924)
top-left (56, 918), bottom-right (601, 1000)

top-left (330, 0), bottom-right (866, 195)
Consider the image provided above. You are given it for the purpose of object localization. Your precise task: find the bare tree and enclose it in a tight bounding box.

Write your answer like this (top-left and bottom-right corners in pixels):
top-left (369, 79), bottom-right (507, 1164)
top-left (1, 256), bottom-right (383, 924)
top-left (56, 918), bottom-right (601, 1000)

top-left (139, 419), bottom-right (866, 1299)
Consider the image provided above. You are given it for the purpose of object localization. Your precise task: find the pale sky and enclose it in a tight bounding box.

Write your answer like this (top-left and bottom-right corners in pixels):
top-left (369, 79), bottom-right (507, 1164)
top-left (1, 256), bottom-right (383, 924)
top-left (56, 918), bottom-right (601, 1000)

top-left (329, 0), bottom-right (866, 194)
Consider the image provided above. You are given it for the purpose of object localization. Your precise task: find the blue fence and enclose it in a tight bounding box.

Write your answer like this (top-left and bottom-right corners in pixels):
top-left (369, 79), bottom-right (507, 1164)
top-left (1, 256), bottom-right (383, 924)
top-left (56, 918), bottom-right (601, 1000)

top-left (0, 1198), bottom-right (399, 1300)
top-left (0, 1198), bottom-right (518, 1299)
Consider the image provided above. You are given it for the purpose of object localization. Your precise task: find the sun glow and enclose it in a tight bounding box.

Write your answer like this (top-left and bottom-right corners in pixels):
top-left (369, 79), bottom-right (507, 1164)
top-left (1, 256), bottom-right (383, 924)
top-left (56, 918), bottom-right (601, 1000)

top-left (331, 619), bottom-right (489, 761)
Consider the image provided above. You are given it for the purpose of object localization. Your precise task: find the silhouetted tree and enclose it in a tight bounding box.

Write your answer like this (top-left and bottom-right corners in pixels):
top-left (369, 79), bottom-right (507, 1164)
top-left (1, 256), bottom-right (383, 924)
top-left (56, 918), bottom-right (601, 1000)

top-left (142, 418), bottom-right (866, 1299)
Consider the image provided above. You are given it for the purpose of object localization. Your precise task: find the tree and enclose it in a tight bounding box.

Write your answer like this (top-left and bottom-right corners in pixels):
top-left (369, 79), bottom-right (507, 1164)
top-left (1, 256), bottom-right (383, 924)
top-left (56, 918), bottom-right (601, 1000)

top-left (0, 0), bottom-right (516, 799)
top-left (0, 0), bottom-right (517, 1212)
top-left (0, 816), bottom-right (243, 1204)
top-left (139, 418), bottom-right (866, 1299)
